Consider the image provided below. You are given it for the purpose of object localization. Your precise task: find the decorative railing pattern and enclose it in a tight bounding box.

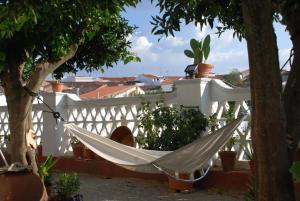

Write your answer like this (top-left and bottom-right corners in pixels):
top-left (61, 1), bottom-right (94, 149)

top-left (0, 79), bottom-right (251, 159)
top-left (210, 80), bottom-right (251, 160)
top-left (0, 103), bottom-right (44, 147)
top-left (66, 92), bottom-right (177, 138)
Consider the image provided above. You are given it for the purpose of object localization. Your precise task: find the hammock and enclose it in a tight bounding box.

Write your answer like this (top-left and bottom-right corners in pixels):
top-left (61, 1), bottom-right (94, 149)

top-left (64, 115), bottom-right (246, 180)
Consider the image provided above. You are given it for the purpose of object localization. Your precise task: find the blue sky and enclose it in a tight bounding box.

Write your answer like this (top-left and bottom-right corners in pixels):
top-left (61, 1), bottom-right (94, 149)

top-left (92, 0), bottom-right (292, 77)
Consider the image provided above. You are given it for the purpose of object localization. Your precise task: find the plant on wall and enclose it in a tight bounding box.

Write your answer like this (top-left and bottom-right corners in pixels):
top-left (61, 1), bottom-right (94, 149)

top-left (184, 35), bottom-right (211, 64)
top-left (136, 101), bottom-right (209, 151)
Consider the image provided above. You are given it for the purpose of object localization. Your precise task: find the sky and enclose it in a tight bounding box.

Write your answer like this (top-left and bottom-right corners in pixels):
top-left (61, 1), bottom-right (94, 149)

top-left (83, 0), bottom-right (292, 77)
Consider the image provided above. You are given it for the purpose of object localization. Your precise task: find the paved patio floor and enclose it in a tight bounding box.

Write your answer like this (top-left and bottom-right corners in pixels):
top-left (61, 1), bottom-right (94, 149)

top-left (77, 174), bottom-right (244, 201)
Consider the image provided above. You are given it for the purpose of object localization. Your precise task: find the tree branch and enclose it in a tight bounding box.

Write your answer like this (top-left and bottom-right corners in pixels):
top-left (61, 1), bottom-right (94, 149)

top-left (26, 43), bottom-right (79, 92)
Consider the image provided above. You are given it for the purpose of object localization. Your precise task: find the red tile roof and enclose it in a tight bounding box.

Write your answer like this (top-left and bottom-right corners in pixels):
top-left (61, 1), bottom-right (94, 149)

top-left (80, 85), bottom-right (135, 99)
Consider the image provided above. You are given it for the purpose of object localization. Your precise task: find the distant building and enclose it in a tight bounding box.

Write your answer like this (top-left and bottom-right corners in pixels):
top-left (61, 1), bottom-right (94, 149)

top-left (160, 76), bottom-right (183, 92)
top-left (80, 85), bottom-right (145, 99)
top-left (135, 74), bottom-right (161, 86)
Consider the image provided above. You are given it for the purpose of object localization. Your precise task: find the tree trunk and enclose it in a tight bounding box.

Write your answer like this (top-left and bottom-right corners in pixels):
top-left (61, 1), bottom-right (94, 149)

top-left (242, 1), bottom-right (295, 201)
top-left (281, 0), bottom-right (300, 162)
top-left (2, 79), bottom-right (38, 173)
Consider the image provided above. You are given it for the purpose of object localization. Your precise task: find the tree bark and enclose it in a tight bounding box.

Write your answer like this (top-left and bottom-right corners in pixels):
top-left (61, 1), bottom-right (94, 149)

top-left (242, 0), bottom-right (295, 200)
top-left (281, 0), bottom-right (300, 162)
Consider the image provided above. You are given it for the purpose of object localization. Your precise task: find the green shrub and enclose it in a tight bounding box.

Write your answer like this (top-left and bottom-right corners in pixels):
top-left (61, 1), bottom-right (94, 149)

top-left (136, 101), bottom-right (208, 151)
top-left (38, 155), bottom-right (57, 186)
top-left (55, 173), bottom-right (80, 200)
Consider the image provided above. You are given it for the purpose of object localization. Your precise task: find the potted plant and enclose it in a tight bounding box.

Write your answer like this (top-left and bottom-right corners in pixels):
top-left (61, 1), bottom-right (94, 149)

top-left (38, 155), bottom-right (58, 196)
top-left (51, 74), bottom-right (64, 92)
top-left (53, 173), bottom-right (82, 201)
top-left (136, 101), bottom-right (209, 191)
top-left (184, 35), bottom-right (213, 78)
top-left (70, 137), bottom-right (84, 160)
top-left (51, 80), bottom-right (64, 92)
top-left (219, 136), bottom-right (237, 172)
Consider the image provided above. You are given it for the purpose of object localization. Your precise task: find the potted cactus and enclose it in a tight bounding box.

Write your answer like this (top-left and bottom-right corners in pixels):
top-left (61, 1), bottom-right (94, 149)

top-left (184, 35), bottom-right (213, 78)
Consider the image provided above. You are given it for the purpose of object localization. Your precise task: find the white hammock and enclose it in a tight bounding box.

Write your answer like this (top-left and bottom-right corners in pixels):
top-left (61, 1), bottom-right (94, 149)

top-left (64, 115), bottom-right (246, 180)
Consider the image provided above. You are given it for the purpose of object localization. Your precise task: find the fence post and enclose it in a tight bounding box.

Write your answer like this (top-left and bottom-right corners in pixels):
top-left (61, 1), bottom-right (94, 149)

top-left (42, 92), bottom-right (69, 156)
top-left (174, 78), bottom-right (213, 115)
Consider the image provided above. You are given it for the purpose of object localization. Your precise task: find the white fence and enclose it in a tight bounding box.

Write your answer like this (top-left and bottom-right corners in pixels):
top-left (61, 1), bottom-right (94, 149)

top-left (0, 78), bottom-right (251, 158)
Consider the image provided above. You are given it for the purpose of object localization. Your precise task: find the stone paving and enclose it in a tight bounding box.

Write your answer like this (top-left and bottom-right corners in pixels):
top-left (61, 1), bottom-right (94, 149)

top-left (77, 174), bottom-right (244, 201)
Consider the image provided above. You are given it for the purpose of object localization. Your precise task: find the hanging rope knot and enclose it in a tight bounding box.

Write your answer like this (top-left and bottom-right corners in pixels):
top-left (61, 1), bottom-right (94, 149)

top-left (23, 86), bottom-right (65, 124)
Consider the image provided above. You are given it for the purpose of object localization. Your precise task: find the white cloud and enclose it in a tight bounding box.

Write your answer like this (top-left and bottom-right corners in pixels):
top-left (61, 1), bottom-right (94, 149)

top-left (132, 36), bottom-right (153, 52)
top-left (131, 36), bottom-right (159, 63)
top-left (163, 36), bottom-right (186, 47)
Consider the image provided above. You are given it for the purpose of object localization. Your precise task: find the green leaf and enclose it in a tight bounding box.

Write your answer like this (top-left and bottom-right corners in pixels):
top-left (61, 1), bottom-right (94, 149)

top-left (184, 50), bottom-right (194, 58)
top-left (202, 35), bottom-right (210, 50)
top-left (290, 161), bottom-right (300, 181)
top-left (86, 31), bottom-right (96, 41)
top-left (203, 46), bottom-right (210, 61)
top-left (190, 39), bottom-right (199, 53)
top-left (194, 48), bottom-right (202, 64)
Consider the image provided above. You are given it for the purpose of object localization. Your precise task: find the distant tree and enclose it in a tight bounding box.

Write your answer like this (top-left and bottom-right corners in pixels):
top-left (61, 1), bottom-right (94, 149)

top-left (150, 0), bottom-right (299, 200)
top-left (222, 69), bottom-right (244, 87)
top-left (0, 1), bottom-right (140, 173)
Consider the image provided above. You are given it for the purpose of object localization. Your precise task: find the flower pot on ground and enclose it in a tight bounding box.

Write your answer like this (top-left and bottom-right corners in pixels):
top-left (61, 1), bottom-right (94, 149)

top-left (184, 35), bottom-right (213, 78)
top-left (219, 136), bottom-right (237, 172)
top-left (83, 147), bottom-right (95, 160)
top-left (219, 150), bottom-right (237, 172)
top-left (0, 172), bottom-right (48, 201)
top-left (167, 173), bottom-right (193, 192)
top-left (71, 137), bottom-right (84, 160)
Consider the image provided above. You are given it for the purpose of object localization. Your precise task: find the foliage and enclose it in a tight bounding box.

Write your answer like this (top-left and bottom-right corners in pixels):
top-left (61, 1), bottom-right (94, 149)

top-left (150, 0), bottom-right (246, 40)
top-left (224, 102), bottom-right (237, 151)
top-left (150, 0), bottom-right (288, 41)
top-left (226, 137), bottom-right (237, 151)
top-left (0, 0), bottom-right (140, 78)
top-left (184, 35), bottom-right (211, 64)
top-left (55, 173), bottom-right (80, 200)
top-left (209, 113), bottom-right (218, 132)
top-left (136, 101), bottom-right (208, 151)
top-left (290, 161), bottom-right (300, 181)
top-left (38, 155), bottom-right (58, 186)
top-left (222, 69), bottom-right (244, 87)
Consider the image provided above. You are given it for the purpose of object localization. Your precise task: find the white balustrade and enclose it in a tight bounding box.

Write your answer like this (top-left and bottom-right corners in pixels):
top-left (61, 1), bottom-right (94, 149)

top-left (0, 78), bottom-right (251, 159)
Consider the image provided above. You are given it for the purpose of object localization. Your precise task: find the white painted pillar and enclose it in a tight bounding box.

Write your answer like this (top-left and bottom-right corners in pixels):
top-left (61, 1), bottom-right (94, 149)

top-left (42, 92), bottom-right (69, 156)
top-left (174, 78), bottom-right (213, 116)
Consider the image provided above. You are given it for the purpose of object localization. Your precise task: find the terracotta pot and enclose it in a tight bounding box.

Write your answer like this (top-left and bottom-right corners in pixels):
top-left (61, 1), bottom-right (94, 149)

top-left (0, 172), bottom-right (48, 201)
top-left (51, 82), bottom-right (64, 92)
top-left (71, 143), bottom-right (84, 160)
top-left (167, 173), bottom-right (193, 192)
top-left (248, 160), bottom-right (255, 174)
top-left (219, 151), bottom-right (237, 172)
top-left (84, 148), bottom-right (95, 160)
top-left (196, 63), bottom-right (213, 78)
